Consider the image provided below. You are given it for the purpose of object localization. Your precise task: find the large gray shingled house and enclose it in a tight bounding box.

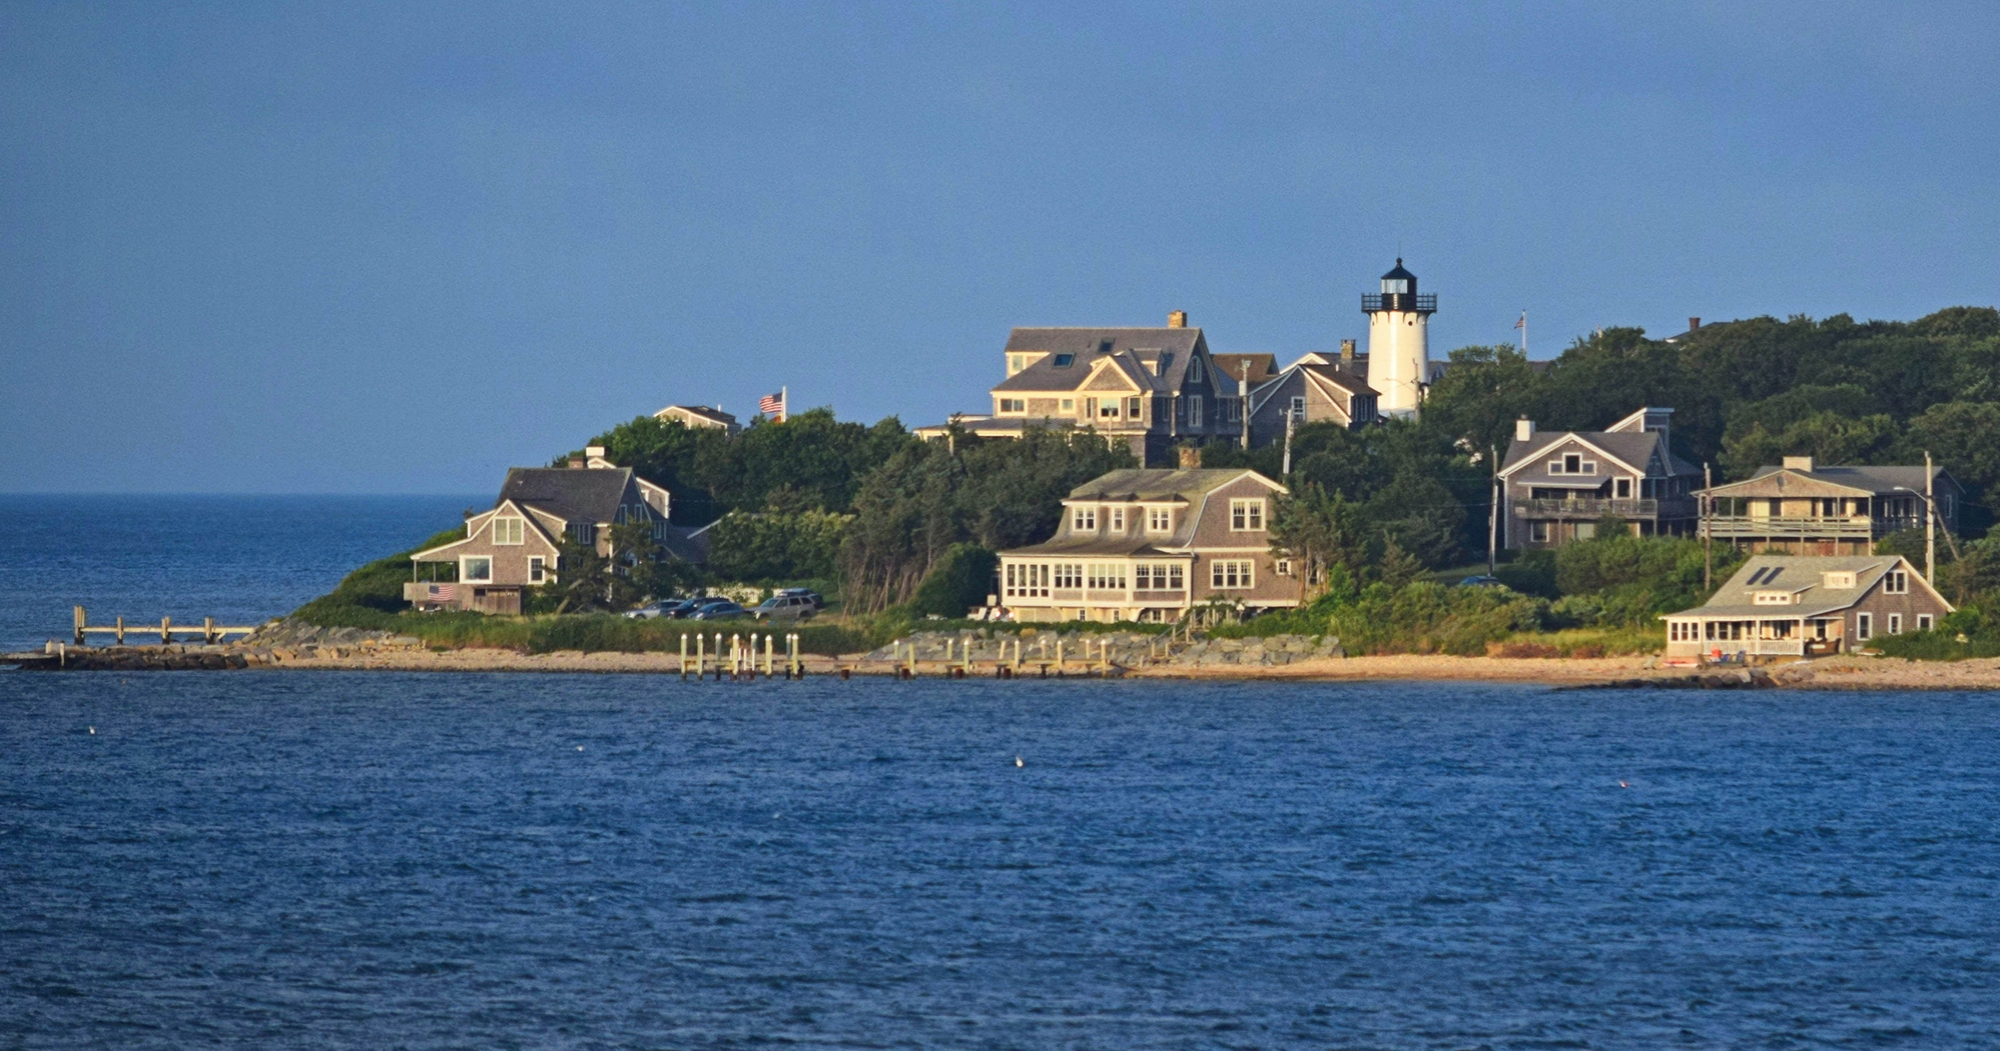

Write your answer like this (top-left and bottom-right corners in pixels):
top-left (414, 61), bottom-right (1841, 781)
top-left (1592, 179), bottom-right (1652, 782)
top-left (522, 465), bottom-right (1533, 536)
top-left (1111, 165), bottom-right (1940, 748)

top-left (1500, 407), bottom-right (1702, 549)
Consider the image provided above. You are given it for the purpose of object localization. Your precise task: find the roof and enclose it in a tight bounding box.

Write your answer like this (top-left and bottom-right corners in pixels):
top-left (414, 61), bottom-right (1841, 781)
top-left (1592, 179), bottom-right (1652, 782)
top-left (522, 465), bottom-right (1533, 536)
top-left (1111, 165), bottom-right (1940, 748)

top-left (656, 404), bottom-right (738, 426)
top-left (912, 416), bottom-right (1077, 438)
top-left (1668, 555), bottom-right (1945, 619)
top-left (994, 327), bottom-right (1208, 394)
top-left (657, 524), bottom-right (709, 564)
top-left (1502, 428), bottom-right (1697, 478)
top-left (1210, 353), bottom-right (1279, 388)
top-left (1298, 363), bottom-right (1376, 396)
top-left (1711, 464), bottom-right (1961, 497)
top-left (1000, 537), bottom-right (1183, 558)
top-left (497, 467), bottom-right (639, 525)
top-left (1381, 258), bottom-right (1416, 282)
top-left (1064, 468), bottom-right (1281, 503)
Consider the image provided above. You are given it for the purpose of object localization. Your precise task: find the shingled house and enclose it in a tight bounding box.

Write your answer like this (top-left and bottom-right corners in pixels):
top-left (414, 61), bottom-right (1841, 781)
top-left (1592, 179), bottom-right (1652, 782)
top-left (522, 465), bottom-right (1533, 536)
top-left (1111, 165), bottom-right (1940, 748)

top-left (996, 467), bottom-right (1296, 623)
top-left (1662, 554), bottom-right (1951, 659)
top-left (916, 312), bottom-right (1233, 465)
top-left (1699, 457), bottom-right (1962, 555)
top-left (1242, 357), bottom-right (1378, 444)
top-left (1500, 408), bottom-right (1702, 549)
top-left (405, 448), bottom-right (702, 614)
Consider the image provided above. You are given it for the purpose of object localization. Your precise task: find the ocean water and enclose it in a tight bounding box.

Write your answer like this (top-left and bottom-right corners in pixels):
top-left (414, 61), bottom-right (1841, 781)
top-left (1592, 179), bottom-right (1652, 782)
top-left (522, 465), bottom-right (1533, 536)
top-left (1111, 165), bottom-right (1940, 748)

top-left (5, 674), bottom-right (2000, 1048)
top-left (0, 494), bottom-right (479, 652)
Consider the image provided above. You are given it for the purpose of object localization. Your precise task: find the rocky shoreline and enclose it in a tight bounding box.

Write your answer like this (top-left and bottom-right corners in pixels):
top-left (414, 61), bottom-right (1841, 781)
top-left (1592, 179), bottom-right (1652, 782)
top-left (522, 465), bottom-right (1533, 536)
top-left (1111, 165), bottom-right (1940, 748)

top-left (10, 621), bottom-right (2000, 691)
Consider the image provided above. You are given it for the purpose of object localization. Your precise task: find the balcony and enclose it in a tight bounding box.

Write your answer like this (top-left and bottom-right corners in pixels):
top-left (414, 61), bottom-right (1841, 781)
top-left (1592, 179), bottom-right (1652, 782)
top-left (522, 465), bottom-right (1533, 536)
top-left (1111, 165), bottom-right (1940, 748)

top-left (1703, 515), bottom-right (1877, 540)
top-left (1514, 497), bottom-right (1696, 520)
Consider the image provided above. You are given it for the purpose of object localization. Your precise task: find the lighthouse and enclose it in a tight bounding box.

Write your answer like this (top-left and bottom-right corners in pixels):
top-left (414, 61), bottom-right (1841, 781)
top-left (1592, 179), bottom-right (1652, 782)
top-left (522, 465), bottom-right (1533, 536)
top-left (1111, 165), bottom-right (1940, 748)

top-left (1362, 258), bottom-right (1436, 418)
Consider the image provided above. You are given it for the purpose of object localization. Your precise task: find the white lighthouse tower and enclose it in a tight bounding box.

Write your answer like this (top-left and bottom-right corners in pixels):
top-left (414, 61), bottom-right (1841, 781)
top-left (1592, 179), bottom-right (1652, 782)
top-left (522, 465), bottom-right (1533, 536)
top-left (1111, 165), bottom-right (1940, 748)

top-left (1362, 258), bottom-right (1436, 418)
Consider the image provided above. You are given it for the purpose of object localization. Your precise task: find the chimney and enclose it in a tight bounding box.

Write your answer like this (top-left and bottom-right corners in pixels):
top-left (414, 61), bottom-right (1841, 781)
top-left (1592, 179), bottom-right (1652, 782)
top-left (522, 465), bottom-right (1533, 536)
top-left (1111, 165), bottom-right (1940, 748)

top-left (1167, 310), bottom-right (1187, 328)
top-left (1178, 445), bottom-right (1201, 469)
top-left (567, 457), bottom-right (585, 469)
top-left (1340, 338), bottom-right (1356, 365)
top-left (584, 445), bottom-right (607, 465)
top-left (1688, 317), bottom-right (1701, 332)
top-left (1515, 418), bottom-right (1536, 442)
top-left (1783, 455), bottom-right (1814, 472)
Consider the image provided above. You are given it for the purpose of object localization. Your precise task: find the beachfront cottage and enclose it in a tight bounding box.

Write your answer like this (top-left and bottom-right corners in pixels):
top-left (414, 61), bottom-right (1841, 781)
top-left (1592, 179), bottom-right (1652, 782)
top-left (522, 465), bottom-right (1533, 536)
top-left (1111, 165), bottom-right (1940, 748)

top-left (995, 467), bottom-right (1296, 623)
top-left (405, 447), bottom-right (704, 614)
top-left (1661, 554), bottom-right (1951, 659)
top-left (914, 312), bottom-right (1234, 466)
top-left (1698, 456), bottom-right (1962, 555)
top-left (1501, 408), bottom-right (1702, 549)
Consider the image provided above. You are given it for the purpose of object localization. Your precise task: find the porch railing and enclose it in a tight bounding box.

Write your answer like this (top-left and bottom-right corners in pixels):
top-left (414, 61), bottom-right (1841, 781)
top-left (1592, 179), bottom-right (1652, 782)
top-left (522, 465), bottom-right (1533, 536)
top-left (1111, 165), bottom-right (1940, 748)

top-left (1514, 497), bottom-right (1696, 519)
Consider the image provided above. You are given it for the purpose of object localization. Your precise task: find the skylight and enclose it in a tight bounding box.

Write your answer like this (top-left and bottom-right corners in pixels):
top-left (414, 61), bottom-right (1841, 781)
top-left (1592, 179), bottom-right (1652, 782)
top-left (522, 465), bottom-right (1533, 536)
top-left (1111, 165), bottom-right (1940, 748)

top-left (1053, 354), bottom-right (1075, 368)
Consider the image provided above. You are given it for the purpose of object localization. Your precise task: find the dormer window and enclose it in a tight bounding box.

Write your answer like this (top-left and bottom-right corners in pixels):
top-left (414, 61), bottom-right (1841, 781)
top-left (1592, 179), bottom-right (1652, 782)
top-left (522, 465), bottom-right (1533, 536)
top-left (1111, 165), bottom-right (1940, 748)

top-left (1823, 571), bottom-right (1856, 589)
top-left (1108, 508), bottom-right (1126, 531)
top-left (1147, 507), bottom-right (1173, 533)
top-left (1072, 506), bottom-right (1097, 532)
top-left (1753, 591), bottom-right (1793, 605)
top-left (1053, 354), bottom-right (1075, 368)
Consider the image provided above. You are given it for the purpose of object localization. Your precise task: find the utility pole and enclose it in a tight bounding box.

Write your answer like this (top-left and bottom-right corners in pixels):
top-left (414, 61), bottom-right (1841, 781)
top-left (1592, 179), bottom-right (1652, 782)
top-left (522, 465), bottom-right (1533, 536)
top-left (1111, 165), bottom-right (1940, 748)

top-left (1487, 442), bottom-right (1498, 575)
top-left (1238, 360), bottom-right (1251, 450)
top-left (1703, 462), bottom-right (1713, 590)
top-left (1925, 449), bottom-right (1936, 585)
top-left (1281, 404), bottom-right (1296, 476)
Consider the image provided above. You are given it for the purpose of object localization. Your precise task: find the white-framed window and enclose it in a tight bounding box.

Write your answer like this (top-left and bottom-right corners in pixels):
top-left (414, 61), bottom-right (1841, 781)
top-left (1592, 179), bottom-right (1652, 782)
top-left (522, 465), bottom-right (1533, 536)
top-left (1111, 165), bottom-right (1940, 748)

top-left (1884, 570), bottom-right (1909, 594)
top-left (1109, 508), bottom-right (1126, 531)
top-left (1147, 507), bottom-right (1173, 533)
top-left (1135, 563), bottom-right (1185, 590)
top-left (1615, 478), bottom-right (1631, 499)
top-left (1189, 358), bottom-right (1205, 384)
top-left (998, 398), bottom-right (1026, 413)
top-left (492, 516), bottom-right (524, 545)
top-left (1188, 396), bottom-right (1203, 427)
top-left (1823, 572), bottom-right (1856, 589)
top-left (569, 523), bottom-right (595, 546)
top-left (1888, 613), bottom-right (1903, 635)
top-left (527, 556), bottom-right (546, 584)
top-left (1053, 564), bottom-right (1084, 589)
top-left (1530, 520), bottom-right (1550, 543)
top-left (1918, 614), bottom-right (1933, 632)
top-left (1290, 395), bottom-right (1306, 417)
top-left (1230, 499), bottom-right (1267, 531)
top-left (1099, 401), bottom-right (1120, 418)
top-left (1003, 562), bottom-right (1051, 598)
top-left (1753, 591), bottom-right (1793, 606)
top-left (1210, 560), bottom-right (1254, 590)
top-left (1007, 354), bottom-right (1027, 375)
top-left (1072, 507), bottom-right (1097, 532)
top-left (461, 556), bottom-right (493, 583)
top-left (1126, 397), bottom-right (1143, 420)
top-left (1060, 398), bottom-right (1075, 412)
top-left (1857, 613), bottom-right (1873, 640)
top-left (1086, 564), bottom-right (1127, 590)
top-left (1275, 559), bottom-right (1293, 577)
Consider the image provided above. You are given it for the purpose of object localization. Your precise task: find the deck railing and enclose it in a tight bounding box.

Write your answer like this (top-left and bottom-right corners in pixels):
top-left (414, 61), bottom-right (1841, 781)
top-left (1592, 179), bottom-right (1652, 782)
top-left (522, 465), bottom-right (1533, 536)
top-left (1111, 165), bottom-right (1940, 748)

top-left (1514, 497), bottom-right (1696, 519)
top-left (1702, 515), bottom-right (1878, 539)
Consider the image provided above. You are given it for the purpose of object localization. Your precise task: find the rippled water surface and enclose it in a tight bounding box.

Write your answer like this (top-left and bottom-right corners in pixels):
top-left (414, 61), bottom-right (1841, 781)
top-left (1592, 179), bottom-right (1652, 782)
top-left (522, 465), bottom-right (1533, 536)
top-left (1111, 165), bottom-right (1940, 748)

top-left (5, 674), bottom-right (2000, 1048)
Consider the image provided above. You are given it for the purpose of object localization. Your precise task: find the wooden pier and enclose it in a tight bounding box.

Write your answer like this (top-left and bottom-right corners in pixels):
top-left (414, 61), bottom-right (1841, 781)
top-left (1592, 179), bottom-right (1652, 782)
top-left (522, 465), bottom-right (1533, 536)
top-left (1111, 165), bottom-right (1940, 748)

top-left (73, 606), bottom-right (259, 646)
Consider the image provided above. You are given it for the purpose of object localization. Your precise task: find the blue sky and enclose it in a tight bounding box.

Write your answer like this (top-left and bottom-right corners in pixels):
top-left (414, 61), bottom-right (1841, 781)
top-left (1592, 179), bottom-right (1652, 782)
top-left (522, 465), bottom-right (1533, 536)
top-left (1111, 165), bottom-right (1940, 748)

top-left (3, 1), bottom-right (1996, 493)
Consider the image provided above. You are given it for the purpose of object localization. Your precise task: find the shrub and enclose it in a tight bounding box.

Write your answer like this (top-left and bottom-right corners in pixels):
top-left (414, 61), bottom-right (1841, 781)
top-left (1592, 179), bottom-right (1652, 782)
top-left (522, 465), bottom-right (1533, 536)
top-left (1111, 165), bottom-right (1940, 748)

top-left (908, 544), bottom-right (1000, 618)
top-left (1326, 581), bottom-right (1547, 656)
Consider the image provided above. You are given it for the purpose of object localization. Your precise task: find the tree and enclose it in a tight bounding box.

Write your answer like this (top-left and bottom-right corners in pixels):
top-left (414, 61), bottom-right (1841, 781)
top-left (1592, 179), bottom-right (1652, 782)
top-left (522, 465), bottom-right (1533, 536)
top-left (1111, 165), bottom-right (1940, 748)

top-left (1270, 483), bottom-right (1365, 601)
top-left (909, 544), bottom-right (1000, 617)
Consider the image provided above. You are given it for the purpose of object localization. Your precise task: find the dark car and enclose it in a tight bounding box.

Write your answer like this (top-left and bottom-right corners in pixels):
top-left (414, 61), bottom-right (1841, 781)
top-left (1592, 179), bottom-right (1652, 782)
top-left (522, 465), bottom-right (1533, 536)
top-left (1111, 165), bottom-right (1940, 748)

top-left (1455, 574), bottom-right (1508, 589)
top-left (689, 601), bottom-right (747, 621)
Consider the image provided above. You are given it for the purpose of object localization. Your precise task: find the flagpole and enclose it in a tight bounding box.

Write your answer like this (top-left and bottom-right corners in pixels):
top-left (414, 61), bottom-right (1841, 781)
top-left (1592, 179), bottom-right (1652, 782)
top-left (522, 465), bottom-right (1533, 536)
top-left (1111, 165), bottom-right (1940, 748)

top-left (781, 386), bottom-right (787, 424)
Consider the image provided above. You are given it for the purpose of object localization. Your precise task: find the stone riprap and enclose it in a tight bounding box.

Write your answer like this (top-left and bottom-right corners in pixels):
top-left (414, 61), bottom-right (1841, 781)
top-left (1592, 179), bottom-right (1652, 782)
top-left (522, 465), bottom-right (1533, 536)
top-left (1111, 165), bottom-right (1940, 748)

top-left (863, 630), bottom-right (1342, 668)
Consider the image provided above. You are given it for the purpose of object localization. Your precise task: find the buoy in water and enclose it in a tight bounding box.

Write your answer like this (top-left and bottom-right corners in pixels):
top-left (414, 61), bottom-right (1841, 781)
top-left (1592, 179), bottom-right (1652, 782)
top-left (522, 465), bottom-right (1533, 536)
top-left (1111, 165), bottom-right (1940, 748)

top-left (1014, 755), bottom-right (1023, 768)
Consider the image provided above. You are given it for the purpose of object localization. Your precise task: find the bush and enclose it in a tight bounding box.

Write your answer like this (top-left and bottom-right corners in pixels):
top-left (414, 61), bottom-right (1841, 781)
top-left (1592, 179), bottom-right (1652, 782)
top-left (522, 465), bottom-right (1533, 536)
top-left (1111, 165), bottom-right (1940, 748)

top-left (292, 526), bottom-right (468, 627)
top-left (908, 544), bottom-right (1000, 618)
top-left (1326, 581), bottom-right (1547, 656)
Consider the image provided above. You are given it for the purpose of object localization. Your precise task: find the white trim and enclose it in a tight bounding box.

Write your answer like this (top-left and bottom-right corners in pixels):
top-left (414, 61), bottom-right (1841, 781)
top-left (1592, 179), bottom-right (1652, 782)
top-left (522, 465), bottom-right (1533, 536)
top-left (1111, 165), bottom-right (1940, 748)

top-left (1499, 433), bottom-right (1648, 480)
top-left (460, 554), bottom-right (494, 584)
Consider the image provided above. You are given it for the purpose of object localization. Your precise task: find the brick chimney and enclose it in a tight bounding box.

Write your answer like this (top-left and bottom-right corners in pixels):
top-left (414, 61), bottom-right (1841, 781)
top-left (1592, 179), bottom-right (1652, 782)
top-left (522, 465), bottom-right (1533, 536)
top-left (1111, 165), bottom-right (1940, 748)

top-left (1178, 445), bottom-right (1201, 469)
top-left (1167, 310), bottom-right (1187, 328)
top-left (1688, 317), bottom-right (1701, 332)
top-left (1515, 418), bottom-right (1536, 442)
top-left (1340, 338), bottom-right (1356, 365)
top-left (567, 457), bottom-right (585, 469)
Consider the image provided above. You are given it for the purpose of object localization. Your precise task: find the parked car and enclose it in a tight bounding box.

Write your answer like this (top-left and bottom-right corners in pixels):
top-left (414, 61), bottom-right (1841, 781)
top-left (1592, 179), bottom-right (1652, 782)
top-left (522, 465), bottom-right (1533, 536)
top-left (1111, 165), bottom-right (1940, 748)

top-left (752, 595), bottom-right (818, 622)
top-left (689, 601), bottom-right (747, 621)
top-left (774, 587), bottom-right (825, 610)
top-left (1455, 574), bottom-right (1507, 589)
top-left (624, 599), bottom-right (696, 620)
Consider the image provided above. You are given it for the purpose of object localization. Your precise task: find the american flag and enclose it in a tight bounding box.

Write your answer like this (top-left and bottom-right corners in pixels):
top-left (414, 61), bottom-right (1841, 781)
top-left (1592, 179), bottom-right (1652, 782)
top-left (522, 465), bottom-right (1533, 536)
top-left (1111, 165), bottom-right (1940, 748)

top-left (759, 390), bottom-right (785, 420)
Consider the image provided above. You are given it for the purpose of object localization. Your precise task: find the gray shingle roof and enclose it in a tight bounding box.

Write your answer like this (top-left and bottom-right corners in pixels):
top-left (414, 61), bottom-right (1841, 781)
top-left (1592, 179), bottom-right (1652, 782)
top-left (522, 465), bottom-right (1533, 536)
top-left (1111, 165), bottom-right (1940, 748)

top-left (994, 327), bottom-right (1208, 393)
top-left (498, 468), bottom-right (637, 525)
top-left (1503, 428), bottom-right (1698, 478)
top-left (1066, 468), bottom-right (1275, 502)
top-left (1725, 464), bottom-right (1961, 496)
top-left (1668, 555), bottom-right (1933, 619)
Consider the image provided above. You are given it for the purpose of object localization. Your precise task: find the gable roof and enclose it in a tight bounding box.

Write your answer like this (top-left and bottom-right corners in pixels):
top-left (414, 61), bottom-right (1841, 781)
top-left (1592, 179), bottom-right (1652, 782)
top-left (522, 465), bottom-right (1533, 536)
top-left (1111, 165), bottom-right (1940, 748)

top-left (1502, 424), bottom-right (1698, 479)
top-left (497, 467), bottom-right (641, 525)
top-left (995, 327), bottom-right (1209, 394)
top-left (1669, 554), bottom-right (1949, 619)
top-left (1210, 353), bottom-right (1279, 389)
top-left (1064, 468), bottom-right (1283, 503)
top-left (1710, 464), bottom-right (1963, 498)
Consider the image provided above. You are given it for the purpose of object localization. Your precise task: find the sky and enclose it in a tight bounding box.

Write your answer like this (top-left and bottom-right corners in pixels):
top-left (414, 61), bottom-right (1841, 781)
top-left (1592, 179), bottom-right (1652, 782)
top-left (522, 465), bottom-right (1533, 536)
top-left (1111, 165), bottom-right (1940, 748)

top-left (3, 1), bottom-right (1997, 493)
